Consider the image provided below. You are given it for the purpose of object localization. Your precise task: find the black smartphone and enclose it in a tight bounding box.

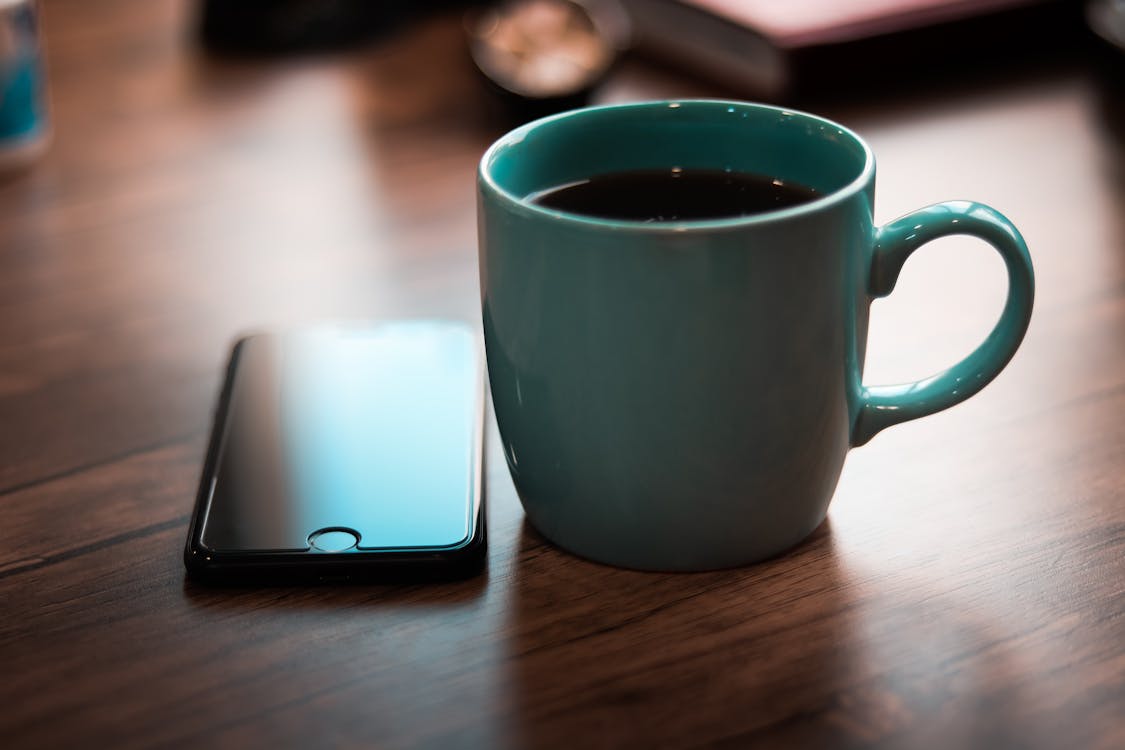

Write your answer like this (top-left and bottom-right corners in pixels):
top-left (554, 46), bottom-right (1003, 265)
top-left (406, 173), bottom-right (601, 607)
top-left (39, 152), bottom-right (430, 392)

top-left (185, 322), bottom-right (486, 584)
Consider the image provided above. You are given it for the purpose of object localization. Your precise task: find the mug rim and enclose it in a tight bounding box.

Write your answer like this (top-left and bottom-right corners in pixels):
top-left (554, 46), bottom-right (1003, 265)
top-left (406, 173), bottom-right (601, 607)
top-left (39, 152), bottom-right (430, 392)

top-left (478, 99), bottom-right (876, 233)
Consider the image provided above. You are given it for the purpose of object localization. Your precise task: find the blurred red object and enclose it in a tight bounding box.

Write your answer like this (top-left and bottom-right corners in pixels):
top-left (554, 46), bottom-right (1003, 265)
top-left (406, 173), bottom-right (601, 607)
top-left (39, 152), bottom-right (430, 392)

top-left (622, 0), bottom-right (1072, 98)
top-left (682, 0), bottom-right (1047, 47)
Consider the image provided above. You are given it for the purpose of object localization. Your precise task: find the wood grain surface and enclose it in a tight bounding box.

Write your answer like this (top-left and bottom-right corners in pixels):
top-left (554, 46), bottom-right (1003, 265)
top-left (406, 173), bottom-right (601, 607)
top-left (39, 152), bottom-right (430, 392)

top-left (1, 1), bottom-right (1123, 748)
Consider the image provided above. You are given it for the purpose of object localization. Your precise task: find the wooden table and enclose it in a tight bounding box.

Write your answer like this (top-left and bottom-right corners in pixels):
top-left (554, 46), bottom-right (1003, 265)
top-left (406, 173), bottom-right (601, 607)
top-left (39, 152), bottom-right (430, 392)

top-left (3, 2), bottom-right (1123, 747)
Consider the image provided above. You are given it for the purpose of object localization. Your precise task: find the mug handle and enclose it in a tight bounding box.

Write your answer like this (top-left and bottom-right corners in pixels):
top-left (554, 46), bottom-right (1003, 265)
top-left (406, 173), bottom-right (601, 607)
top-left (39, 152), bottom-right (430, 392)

top-left (851, 201), bottom-right (1035, 446)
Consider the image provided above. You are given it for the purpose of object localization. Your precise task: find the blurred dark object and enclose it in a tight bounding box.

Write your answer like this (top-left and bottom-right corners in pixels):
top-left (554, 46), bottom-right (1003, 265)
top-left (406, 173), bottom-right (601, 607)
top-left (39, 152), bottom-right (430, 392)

top-left (198, 0), bottom-right (485, 55)
top-left (1087, 1), bottom-right (1125, 155)
top-left (468, 0), bottom-right (629, 122)
top-left (622, 0), bottom-right (1082, 101)
top-left (1087, 0), bottom-right (1125, 57)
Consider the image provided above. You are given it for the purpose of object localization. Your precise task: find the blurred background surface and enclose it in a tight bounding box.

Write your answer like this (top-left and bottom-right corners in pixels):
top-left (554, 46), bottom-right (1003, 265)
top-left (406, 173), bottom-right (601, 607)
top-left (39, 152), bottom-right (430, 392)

top-left (1, 1), bottom-right (1123, 747)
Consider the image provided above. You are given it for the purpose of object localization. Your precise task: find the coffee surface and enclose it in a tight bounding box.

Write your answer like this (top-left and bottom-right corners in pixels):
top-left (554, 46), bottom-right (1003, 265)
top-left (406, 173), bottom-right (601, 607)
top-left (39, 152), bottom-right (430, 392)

top-left (531, 168), bottom-right (820, 222)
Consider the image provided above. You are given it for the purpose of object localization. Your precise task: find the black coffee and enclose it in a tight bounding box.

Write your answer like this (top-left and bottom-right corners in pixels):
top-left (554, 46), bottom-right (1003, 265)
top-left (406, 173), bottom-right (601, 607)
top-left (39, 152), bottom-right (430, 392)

top-left (530, 168), bottom-right (820, 222)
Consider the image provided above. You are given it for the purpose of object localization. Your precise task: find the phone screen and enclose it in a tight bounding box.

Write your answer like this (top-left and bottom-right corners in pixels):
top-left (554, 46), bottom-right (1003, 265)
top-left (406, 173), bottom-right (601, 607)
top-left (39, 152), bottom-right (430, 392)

top-left (198, 323), bottom-right (483, 556)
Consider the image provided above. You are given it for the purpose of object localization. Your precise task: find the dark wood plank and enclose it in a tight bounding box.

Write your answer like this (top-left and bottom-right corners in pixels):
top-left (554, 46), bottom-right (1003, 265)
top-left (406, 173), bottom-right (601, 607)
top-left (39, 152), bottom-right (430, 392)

top-left (1, 1), bottom-right (1123, 748)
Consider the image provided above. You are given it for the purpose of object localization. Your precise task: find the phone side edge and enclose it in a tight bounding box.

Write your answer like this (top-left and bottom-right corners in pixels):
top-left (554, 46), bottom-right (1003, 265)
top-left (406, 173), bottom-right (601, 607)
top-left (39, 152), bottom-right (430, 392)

top-left (183, 336), bottom-right (250, 579)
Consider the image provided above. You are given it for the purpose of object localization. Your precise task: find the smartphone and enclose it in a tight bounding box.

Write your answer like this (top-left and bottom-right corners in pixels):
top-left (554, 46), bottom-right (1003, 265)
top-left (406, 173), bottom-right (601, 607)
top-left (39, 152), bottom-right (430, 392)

top-left (184, 322), bottom-right (486, 583)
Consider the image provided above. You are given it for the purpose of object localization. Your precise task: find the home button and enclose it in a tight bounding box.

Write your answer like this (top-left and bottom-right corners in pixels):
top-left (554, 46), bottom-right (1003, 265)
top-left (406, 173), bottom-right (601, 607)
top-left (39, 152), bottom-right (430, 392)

top-left (308, 528), bottom-right (359, 552)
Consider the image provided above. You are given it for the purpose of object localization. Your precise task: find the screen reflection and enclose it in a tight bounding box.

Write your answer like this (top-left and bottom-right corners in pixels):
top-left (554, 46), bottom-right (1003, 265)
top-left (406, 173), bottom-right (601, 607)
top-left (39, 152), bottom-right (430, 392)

top-left (201, 323), bottom-right (481, 553)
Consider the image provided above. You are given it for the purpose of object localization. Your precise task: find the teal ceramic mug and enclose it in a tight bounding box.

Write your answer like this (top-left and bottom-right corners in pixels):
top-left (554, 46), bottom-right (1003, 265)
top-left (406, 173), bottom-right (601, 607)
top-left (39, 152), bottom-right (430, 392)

top-left (477, 100), bottom-right (1034, 571)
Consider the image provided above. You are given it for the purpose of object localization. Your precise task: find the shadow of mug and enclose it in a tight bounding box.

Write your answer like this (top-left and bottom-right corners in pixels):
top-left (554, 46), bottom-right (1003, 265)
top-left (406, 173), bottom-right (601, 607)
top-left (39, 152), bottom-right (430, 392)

top-left (500, 519), bottom-right (1061, 748)
top-left (501, 518), bottom-right (874, 747)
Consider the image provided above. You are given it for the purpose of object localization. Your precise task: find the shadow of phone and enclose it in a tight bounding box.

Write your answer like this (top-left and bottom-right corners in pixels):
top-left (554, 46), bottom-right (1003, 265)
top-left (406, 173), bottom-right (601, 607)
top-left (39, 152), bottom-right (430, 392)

top-left (181, 548), bottom-right (488, 611)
